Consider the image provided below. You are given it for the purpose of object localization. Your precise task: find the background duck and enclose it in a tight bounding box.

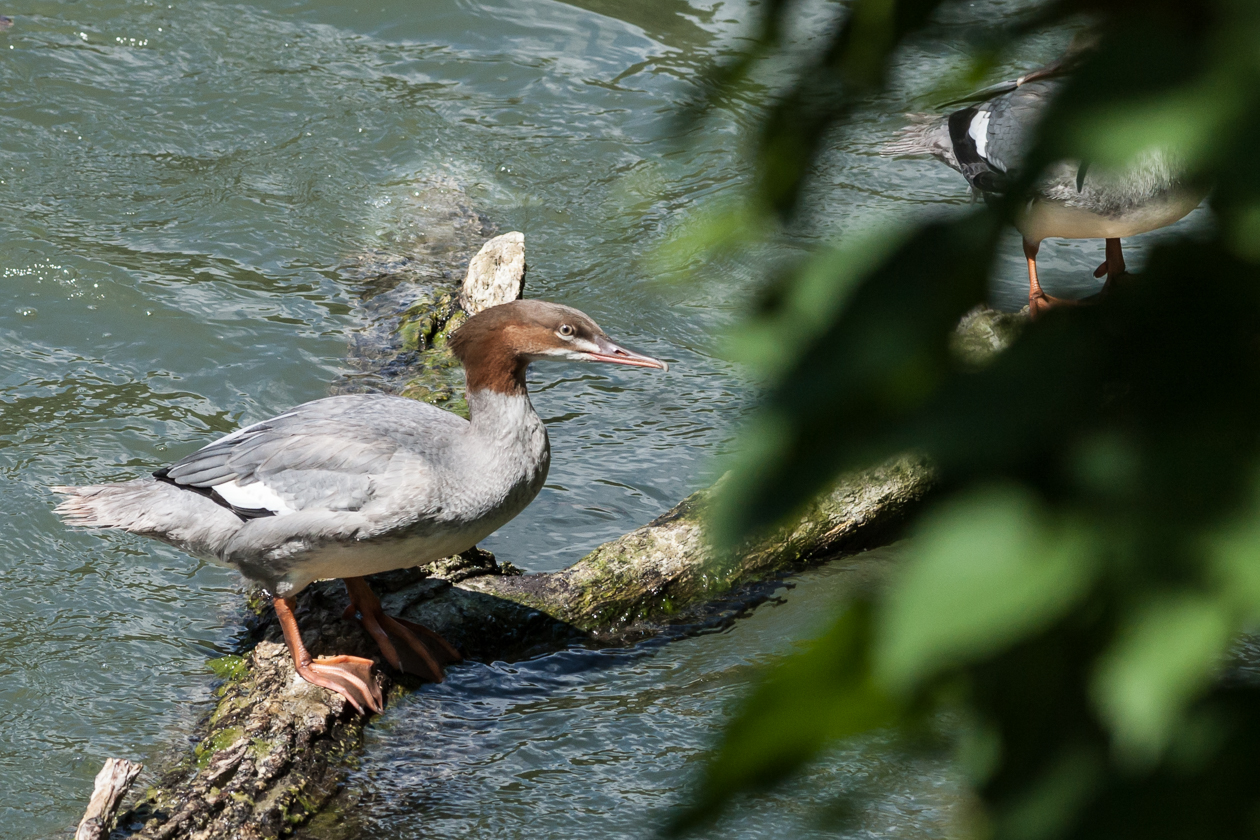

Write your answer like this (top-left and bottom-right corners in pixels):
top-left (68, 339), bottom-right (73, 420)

top-left (883, 46), bottom-right (1206, 316)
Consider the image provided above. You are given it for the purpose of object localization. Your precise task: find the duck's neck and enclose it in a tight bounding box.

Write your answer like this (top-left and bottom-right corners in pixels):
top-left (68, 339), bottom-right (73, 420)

top-left (464, 383), bottom-right (550, 484)
top-left (461, 341), bottom-right (528, 398)
top-left (462, 346), bottom-right (537, 433)
top-left (461, 352), bottom-right (549, 474)
top-left (467, 384), bottom-right (538, 434)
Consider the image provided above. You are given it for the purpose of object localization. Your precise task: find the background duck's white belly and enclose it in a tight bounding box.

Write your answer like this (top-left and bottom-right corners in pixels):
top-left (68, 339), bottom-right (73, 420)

top-left (1018, 189), bottom-right (1203, 243)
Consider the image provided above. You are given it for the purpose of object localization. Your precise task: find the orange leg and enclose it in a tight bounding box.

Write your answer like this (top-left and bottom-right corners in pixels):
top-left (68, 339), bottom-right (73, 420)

top-left (343, 577), bottom-right (462, 682)
top-left (274, 595), bottom-right (383, 714)
top-left (1092, 238), bottom-right (1128, 290)
top-left (1024, 239), bottom-right (1075, 319)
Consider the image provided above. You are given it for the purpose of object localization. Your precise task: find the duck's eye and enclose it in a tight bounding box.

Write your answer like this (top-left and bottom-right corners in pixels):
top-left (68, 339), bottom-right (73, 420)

top-left (558, 324), bottom-right (575, 338)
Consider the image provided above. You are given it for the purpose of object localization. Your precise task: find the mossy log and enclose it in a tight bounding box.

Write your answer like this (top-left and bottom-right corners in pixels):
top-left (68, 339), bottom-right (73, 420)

top-left (92, 199), bottom-right (1019, 839)
top-left (456, 454), bottom-right (934, 642)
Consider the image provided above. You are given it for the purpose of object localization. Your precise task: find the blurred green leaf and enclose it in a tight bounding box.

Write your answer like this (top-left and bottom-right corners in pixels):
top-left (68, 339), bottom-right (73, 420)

top-left (1066, 84), bottom-right (1237, 171)
top-left (651, 201), bottom-right (776, 282)
top-left (1207, 477), bottom-right (1260, 620)
top-left (876, 485), bottom-right (1096, 693)
top-left (710, 211), bottom-right (999, 551)
top-left (1092, 595), bottom-right (1234, 765)
top-left (724, 223), bottom-right (911, 377)
top-left (992, 745), bottom-right (1103, 840)
top-left (751, 0), bottom-right (950, 216)
top-left (1223, 201), bottom-right (1260, 263)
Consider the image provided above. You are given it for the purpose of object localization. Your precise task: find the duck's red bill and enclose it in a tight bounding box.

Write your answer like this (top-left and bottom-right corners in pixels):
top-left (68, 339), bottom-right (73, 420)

top-left (588, 336), bottom-right (669, 371)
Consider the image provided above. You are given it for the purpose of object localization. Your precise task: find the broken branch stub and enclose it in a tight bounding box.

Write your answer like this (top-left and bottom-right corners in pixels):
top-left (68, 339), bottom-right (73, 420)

top-left (458, 231), bottom-right (526, 314)
top-left (76, 758), bottom-right (143, 840)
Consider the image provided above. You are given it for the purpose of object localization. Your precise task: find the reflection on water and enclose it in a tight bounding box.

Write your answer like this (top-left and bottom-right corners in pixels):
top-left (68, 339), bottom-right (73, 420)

top-left (0, 0), bottom-right (1203, 836)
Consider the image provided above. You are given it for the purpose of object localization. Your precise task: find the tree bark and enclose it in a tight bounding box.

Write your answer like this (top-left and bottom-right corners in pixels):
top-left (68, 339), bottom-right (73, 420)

top-left (99, 186), bottom-right (1019, 838)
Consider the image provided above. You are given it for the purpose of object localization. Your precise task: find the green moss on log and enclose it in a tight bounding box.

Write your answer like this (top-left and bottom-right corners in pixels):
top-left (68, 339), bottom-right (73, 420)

top-left (393, 293), bottom-right (470, 414)
top-left (453, 454), bottom-right (934, 639)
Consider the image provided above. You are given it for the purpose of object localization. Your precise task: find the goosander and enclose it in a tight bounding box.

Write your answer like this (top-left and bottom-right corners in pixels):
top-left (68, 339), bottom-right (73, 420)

top-left (55, 300), bottom-right (668, 713)
top-left (884, 54), bottom-right (1206, 316)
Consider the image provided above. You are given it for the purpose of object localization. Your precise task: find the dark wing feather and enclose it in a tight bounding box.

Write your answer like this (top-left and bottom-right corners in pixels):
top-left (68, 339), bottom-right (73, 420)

top-left (947, 108), bottom-right (1011, 195)
top-left (978, 81), bottom-right (1054, 174)
top-left (945, 81), bottom-right (1058, 196)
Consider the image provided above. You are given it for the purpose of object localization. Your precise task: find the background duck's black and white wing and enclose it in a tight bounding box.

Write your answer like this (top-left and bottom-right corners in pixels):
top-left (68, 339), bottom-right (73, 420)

top-left (155, 393), bottom-right (465, 519)
top-left (945, 81), bottom-right (1056, 194)
top-left (883, 79), bottom-right (1059, 197)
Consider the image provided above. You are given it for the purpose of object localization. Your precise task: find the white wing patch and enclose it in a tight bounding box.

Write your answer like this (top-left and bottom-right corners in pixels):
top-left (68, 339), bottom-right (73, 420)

top-left (214, 480), bottom-right (295, 515)
top-left (968, 110), bottom-right (991, 162)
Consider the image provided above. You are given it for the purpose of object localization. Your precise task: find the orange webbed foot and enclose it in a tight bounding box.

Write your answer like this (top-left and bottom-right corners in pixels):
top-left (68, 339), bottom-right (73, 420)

top-left (295, 654), bottom-right (384, 715)
top-left (1029, 290), bottom-right (1078, 319)
top-left (343, 577), bottom-right (462, 682)
top-left (274, 594), bottom-right (384, 715)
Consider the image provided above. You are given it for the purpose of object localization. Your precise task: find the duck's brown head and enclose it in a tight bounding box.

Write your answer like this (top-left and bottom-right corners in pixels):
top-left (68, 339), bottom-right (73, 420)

top-left (449, 299), bottom-right (668, 395)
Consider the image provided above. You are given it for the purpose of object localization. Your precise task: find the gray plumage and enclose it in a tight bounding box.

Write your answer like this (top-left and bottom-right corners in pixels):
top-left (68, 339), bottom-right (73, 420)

top-left (884, 82), bottom-right (1050, 180)
top-left (55, 390), bottom-right (550, 597)
top-left (969, 81), bottom-right (1049, 178)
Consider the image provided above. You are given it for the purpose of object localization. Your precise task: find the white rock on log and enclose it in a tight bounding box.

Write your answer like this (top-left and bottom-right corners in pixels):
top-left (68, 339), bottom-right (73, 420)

top-left (459, 231), bottom-right (526, 314)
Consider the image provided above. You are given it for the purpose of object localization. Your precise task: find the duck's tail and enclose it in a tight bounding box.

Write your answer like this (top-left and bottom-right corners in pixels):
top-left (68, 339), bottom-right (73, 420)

top-left (53, 478), bottom-right (239, 559)
top-left (881, 114), bottom-right (955, 166)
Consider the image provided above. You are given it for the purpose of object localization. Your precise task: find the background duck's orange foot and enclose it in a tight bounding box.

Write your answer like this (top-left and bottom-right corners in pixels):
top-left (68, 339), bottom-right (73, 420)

top-left (296, 654), bottom-right (383, 714)
top-left (1029, 291), bottom-right (1079, 319)
top-left (392, 614), bottom-right (462, 666)
top-left (386, 613), bottom-right (463, 676)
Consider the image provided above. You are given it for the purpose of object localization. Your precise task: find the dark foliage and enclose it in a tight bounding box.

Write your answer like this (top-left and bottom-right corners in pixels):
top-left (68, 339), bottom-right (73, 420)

top-left (676, 0), bottom-right (1260, 836)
